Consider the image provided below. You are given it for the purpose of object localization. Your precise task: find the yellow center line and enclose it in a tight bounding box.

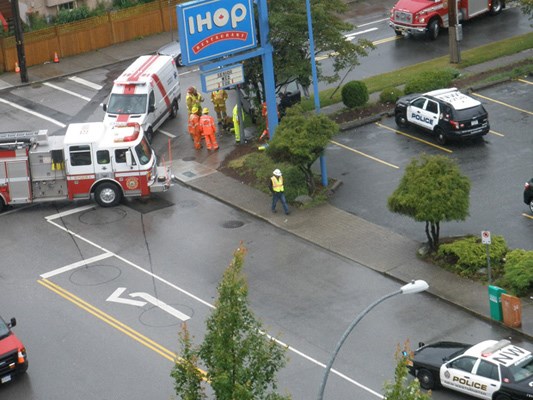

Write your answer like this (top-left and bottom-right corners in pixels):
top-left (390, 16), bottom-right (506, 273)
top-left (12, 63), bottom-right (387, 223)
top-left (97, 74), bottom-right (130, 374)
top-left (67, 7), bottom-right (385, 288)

top-left (375, 122), bottom-right (453, 153)
top-left (518, 79), bottom-right (533, 85)
top-left (471, 93), bottom-right (533, 115)
top-left (489, 129), bottom-right (504, 137)
top-left (523, 213), bottom-right (533, 220)
top-left (329, 139), bottom-right (399, 169)
top-left (38, 278), bottom-right (207, 378)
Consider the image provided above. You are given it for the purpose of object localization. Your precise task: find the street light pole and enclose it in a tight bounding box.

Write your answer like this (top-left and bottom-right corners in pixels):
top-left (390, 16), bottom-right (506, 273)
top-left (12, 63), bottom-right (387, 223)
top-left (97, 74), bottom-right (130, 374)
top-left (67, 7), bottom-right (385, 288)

top-left (317, 280), bottom-right (429, 400)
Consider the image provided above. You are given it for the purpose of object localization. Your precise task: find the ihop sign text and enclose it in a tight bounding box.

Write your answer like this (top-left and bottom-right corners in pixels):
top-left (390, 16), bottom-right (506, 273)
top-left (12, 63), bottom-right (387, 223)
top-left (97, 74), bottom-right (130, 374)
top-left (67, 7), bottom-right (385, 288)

top-left (177, 0), bottom-right (257, 65)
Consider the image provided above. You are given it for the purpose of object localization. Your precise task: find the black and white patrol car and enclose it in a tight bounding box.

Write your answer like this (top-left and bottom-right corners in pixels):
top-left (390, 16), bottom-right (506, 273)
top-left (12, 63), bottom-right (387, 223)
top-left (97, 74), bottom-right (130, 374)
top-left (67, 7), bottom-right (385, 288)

top-left (394, 88), bottom-right (490, 144)
top-left (406, 339), bottom-right (533, 400)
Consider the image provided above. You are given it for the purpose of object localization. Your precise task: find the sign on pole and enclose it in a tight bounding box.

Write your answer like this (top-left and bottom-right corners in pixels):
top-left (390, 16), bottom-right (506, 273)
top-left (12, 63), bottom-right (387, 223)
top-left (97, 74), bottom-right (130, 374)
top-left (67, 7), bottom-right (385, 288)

top-left (177, 0), bottom-right (257, 66)
top-left (481, 230), bottom-right (491, 245)
top-left (201, 64), bottom-right (245, 92)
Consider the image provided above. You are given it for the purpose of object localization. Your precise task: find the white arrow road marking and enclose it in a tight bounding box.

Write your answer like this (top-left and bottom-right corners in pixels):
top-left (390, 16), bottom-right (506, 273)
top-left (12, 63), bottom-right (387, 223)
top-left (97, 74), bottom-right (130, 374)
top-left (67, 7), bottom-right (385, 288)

top-left (344, 27), bottom-right (378, 40)
top-left (130, 292), bottom-right (190, 321)
top-left (106, 287), bottom-right (147, 307)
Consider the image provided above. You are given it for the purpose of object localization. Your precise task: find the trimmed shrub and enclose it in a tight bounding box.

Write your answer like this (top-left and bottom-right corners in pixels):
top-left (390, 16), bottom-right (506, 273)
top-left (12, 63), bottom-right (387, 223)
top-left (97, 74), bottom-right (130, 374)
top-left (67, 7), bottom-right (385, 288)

top-left (379, 87), bottom-right (403, 104)
top-left (437, 235), bottom-right (507, 278)
top-left (56, 6), bottom-right (91, 24)
top-left (341, 80), bottom-right (369, 108)
top-left (501, 249), bottom-right (533, 296)
top-left (404, 69), bottom-right (460, 94)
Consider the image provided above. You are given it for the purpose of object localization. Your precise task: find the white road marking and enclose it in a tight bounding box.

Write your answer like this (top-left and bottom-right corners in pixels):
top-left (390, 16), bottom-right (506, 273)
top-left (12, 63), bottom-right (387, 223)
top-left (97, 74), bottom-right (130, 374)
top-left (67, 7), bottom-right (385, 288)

top-left (45, 204), bottom-right (96, 221)
top-left (43, 211), bottom-right (384, 398)
top-left (130, 291), bottom-right (190, 321)
top-left (356, 18), bottom-right (390, 28)
top-left (40, 252), bottom-right (114, 279)
top-left (69, 76), bottom-right (103, 90)
top-left (0, 98), bottom-right (66, 127)
top-left (159, 129), bottom-right (176, 138)
top-left (345, 27), bottom-right (378, 40)
top-left (107, 287), bottom-right (147, 307)
top-left (43, 82), bottom-right (91, 102)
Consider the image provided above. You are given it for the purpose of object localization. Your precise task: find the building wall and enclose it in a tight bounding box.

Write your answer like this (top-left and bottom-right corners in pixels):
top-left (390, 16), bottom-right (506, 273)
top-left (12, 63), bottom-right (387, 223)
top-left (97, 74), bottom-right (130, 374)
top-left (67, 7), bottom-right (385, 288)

top-left (20, 0), bottom-right (112, 20)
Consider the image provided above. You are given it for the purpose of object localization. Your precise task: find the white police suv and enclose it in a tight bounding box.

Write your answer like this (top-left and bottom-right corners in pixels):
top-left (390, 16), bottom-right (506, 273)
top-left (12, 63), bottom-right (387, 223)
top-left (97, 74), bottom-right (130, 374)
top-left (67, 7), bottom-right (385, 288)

top-left (406, 339), bottom-right (533, 399)
top-left (394, 88), bottom-right (490, 145)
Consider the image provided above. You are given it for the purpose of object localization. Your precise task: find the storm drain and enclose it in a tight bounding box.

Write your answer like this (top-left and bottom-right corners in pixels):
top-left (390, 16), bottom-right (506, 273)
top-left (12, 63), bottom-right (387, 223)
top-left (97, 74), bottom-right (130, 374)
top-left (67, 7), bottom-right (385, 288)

top-left (222, 220), bottom-right (245, 229)
top-left (125, 194), bottom-right (174, 214)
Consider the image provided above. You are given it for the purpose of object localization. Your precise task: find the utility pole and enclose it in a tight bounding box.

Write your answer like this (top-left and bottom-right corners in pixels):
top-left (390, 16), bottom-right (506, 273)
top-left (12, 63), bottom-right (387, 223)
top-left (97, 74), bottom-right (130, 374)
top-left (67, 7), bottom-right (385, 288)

top-left (10, 0), bottom-right (28, 82)
top-left (448, 0), bottom-right (461, 64)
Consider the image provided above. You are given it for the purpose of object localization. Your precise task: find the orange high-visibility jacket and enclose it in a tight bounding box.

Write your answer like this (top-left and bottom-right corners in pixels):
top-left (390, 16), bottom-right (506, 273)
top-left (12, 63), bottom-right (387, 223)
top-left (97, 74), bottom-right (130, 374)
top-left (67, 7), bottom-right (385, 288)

top-left (199, 115), bottom-right (216, 135)
top-left (188, 113), bottom-right (200, 134)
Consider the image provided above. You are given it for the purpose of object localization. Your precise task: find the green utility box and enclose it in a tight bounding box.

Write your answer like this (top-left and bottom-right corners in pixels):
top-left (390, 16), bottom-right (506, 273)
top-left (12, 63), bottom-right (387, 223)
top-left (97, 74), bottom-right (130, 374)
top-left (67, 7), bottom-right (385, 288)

top-left (488, 286), bottom-right (507, 322)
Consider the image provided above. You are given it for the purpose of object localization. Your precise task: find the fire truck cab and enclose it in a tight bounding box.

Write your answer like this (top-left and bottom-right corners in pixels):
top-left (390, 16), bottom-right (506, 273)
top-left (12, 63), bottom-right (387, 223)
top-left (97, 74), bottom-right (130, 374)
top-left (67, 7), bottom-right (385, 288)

top-left (0, 122), bottom-right (172, 211)
top-left (389, 0), bottom-right (505, 40)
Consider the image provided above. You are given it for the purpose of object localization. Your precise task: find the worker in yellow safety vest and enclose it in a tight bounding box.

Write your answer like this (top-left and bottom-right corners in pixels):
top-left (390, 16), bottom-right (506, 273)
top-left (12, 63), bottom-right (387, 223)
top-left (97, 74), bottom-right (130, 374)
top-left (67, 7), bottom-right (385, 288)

top-left (210, 89), bottom-right (228, 126)
top-left (268, 169), bottom-right (290, 215)
top-left (186, 86), bottom-right (204, 116)
top-left (232, 104), bottom-right (245, 144)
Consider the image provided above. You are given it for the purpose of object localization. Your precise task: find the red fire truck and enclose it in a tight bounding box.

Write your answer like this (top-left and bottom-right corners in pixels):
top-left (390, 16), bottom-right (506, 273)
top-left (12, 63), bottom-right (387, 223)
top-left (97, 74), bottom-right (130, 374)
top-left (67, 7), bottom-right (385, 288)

top-left (0, 122), bottom-right (172, 211)
top-left (389, 0), bottom-right (505, 40)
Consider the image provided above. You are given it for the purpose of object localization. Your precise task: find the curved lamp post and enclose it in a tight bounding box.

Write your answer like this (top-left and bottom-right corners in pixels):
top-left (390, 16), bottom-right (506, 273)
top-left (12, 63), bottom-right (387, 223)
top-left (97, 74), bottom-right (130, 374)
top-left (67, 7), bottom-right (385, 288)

top-left (317, 280), bottom-right (429, 400)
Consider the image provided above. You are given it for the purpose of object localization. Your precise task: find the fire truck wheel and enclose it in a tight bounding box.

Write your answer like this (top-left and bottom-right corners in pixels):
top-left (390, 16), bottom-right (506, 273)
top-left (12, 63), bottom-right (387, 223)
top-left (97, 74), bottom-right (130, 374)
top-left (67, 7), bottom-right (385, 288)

top-left (170, 100), bottom-right (179, 119)
top-left (0, 197), bottom-right (5, 212)
top-left (95, 183), bottom-right (122, 207)
top-left (394, 29), bottom-right (403, 36)
top-left (426, 19), bottom-right (439, 41)
top-left (489, 0), bottom-right (503, 15)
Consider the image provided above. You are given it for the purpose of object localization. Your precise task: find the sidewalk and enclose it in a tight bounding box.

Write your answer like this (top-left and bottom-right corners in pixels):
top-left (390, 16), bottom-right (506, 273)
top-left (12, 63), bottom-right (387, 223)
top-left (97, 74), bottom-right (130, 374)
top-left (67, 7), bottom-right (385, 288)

top-left (1, 32), bottom-right (531, 339)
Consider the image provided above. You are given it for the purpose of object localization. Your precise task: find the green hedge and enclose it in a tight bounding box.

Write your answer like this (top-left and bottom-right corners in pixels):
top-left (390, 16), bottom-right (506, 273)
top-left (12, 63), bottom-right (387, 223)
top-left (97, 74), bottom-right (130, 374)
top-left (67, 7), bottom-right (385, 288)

top-left (501, 249), bottom-right (533, 296)
top-left (404, 69), bottom-right (460, 94)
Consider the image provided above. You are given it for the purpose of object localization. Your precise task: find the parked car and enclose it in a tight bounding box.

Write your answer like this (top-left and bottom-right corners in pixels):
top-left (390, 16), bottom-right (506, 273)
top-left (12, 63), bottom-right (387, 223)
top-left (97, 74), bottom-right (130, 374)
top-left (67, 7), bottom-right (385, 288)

top-left (405, 339), bottom-right (533, 399)
top-left (395, 87), bottom-right (490, 145)
top-left (0, 316), bottom-right (28, 384)
top-left (157, 40), bottom-right (182, 67)
top-left (524, 178), bottom-right (533, 213)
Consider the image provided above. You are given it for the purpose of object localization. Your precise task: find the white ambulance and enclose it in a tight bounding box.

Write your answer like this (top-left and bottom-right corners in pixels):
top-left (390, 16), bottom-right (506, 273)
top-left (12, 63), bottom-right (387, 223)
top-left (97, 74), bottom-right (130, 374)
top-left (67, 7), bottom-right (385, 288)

top-left (103, 55), bottom-right (181, 142)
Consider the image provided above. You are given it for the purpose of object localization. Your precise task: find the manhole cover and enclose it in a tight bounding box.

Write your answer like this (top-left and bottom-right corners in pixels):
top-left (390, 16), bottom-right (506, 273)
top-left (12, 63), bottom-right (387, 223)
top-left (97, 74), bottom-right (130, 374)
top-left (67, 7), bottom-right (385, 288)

top-left (222, 220), bottom-right (245, 229)
top-left (79, 207), bottom-right (127, 225)
top-left (182, 156), bottom-right (196, 161)
top-left (69, 264), bottom-right (122, 286)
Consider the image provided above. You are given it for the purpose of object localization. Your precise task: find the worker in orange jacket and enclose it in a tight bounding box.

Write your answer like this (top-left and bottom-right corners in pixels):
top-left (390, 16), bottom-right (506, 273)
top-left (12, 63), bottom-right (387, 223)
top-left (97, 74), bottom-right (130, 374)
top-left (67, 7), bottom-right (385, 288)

top-left (188, 106), bottom-right (202, 149)
top-left (199, 108), bottom-right (219, 151)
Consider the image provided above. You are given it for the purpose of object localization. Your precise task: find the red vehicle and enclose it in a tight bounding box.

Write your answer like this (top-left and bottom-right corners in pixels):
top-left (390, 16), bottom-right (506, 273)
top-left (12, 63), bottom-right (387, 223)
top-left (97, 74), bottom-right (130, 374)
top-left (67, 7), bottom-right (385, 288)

top-left (0, 122), bottom-right (172, 211)
top-left (0, 316), bottom-right (28, 384)
top-left (389, 0), bottom-right (505, 40)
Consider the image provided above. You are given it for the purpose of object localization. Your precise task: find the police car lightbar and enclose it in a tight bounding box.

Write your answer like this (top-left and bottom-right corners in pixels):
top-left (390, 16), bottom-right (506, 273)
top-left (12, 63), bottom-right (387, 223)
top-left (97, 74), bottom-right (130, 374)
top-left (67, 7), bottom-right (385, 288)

top-left (481, 339), bottom-right (511, 357)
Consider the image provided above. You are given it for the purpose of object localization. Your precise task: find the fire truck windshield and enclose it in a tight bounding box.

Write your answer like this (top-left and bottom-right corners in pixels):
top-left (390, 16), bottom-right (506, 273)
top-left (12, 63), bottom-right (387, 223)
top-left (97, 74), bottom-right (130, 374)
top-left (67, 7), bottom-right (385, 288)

top-left (135, 138), bottom-right (153, 166)
top-left (108, 94), bottom-right (147, 114)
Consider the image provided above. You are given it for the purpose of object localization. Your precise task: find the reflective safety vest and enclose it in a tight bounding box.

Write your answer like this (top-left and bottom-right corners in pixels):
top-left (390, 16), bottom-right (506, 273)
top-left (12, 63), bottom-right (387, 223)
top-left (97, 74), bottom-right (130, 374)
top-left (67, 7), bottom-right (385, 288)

top-left (271, 176), bottom-right (284, 192)
top-left (186, 93), bottom-right (203, 112)
top-left (211, 90), bottom-right (228, 105)
top-left (188, 113), bottom-right (200, 134)
top-left (199, 115), bottom-right (216, 135)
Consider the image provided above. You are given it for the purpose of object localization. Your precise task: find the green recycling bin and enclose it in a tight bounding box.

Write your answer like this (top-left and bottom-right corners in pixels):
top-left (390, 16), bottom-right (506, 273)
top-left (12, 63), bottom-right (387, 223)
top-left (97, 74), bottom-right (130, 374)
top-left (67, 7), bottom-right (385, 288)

top-left (488, 286), bottom-right (507, 321)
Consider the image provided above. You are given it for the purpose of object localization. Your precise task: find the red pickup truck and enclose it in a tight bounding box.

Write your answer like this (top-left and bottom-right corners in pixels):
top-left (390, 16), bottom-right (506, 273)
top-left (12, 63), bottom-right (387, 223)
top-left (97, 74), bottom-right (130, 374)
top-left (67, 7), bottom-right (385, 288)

top-left (0, 316), bottom-right (28, 384)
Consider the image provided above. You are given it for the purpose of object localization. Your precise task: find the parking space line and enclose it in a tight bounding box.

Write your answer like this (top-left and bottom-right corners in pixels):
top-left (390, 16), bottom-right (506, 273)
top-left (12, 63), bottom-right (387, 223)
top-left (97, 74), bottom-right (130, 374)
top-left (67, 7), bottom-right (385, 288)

top-left (43, 82), bottom-right (91, 102)
top-left (523, 213), bottom-right (533, 220)
top-left (489, 129), bottom-right (505, 137)
top-left (45, 204), bottom-right (96, 221)
top-left (330, 139), bottom-right (399, 169)
top-left (159, 129), bottom-right (176, 138)
top-left (471, 92), bottom-right (533, 115)
top-left (40, 253), bottom-right (114, 279)
top-left (38, 278), bottom-right (182, 364)
top-left (0, 98), bottom-right (66, 127)
top-left (518, 79), bottom-right (532, 85)
top-left (69, 76), bottom-right (103, 90)
top-left (375, 122), bottom-right (453, 153)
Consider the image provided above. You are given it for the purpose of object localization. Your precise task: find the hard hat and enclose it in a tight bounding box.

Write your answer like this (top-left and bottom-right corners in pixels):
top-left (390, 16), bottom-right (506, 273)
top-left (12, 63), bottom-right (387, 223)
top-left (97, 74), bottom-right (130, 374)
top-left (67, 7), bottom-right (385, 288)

top-left (202, 107), bottom-right (209, 114)
top-left (273, 169), bottom-right (282, 177)
top-left (191, 106), bottom-right (199, 113)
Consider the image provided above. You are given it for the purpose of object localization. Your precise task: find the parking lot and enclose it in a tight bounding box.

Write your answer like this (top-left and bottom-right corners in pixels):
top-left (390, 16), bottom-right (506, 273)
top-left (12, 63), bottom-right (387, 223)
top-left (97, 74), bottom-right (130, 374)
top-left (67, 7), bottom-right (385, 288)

top-left (326, 80), bottom-right (533, 250)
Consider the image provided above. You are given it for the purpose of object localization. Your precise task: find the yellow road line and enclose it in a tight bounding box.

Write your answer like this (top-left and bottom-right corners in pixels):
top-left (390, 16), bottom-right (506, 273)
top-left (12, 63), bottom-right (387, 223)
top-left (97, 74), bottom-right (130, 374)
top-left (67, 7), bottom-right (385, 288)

top-left (375, 123), bottom-right (453, 153)
top-left (38, 278), bottom-right (207, 379)
top-left (471, 93), bottom-right (533, 115)
top-left (329, 139), bottom-right (399, 169)
top-left (489, 129), bottom-right (504, 137)
top-left (518, 79), bottom-right (533, 85)
top-left (372, 36), bottom-right (402, 45)
top-left (523, 213), bottom-right (533, 220)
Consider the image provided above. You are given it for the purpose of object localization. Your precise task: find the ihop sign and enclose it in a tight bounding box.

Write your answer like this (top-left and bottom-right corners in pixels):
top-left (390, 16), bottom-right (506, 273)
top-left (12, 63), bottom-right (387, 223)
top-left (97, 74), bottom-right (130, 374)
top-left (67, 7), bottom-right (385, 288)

top-left (177, 0), bottom-right (257, 65)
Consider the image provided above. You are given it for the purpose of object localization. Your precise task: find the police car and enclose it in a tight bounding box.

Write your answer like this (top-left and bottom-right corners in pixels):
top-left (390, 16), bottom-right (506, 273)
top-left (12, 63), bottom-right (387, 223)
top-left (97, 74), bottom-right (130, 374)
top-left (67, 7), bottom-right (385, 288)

top-left (394, 88), bottom-right (490, 145)
top-left (405, 339), bottom-right (533, 399)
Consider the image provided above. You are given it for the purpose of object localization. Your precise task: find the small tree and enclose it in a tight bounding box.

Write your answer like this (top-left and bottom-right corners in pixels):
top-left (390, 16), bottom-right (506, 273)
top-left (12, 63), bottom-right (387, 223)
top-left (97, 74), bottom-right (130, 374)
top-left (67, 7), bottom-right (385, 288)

top-left (387, 154), bottom-right (470, 251)
top-left (519, 0), bottom-right (533, 19)
top-left (171, 245), bottom-right (290, 400)
top-left (267, 105), bottom-right (339, 194)
top-left (383, 342), bottom-right (432, 400)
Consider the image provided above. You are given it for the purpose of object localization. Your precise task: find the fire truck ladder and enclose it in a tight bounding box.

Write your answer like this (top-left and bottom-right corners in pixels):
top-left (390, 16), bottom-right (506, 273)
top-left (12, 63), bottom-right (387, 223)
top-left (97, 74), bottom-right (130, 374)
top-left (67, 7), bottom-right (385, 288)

top-left (0, 130), bottom-right (47, 148)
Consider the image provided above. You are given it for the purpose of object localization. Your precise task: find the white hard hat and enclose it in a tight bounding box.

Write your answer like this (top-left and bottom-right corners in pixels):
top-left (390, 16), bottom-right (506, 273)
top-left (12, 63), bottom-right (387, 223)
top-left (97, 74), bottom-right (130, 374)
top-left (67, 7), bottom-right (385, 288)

top-left (273, 169), bottom-right (282, 177)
